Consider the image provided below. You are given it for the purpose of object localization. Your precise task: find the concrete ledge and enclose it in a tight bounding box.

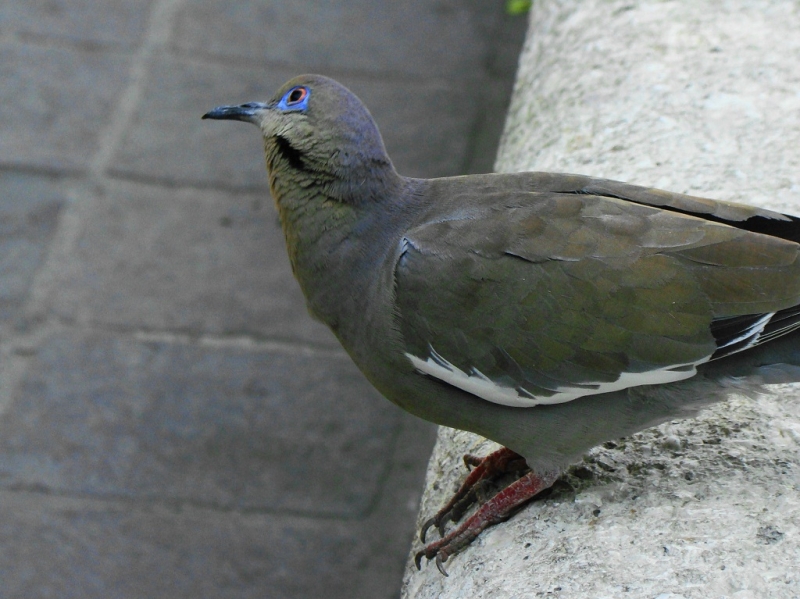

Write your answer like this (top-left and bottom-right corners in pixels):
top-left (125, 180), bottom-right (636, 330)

top-left (403, 0), bottom-right (800, 596)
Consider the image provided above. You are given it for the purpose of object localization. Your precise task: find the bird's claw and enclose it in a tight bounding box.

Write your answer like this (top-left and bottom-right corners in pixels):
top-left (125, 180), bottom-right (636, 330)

top-left (419, 516), bottom-right (436, 543)
top-left (419, 509), bottom-right (458, 543)
top-left (414, 544), bottom-right (451, 576)
top-left (463, 454), bottom-right (483, 470)
top-left (414, 518), bottom-right (480, 576)
top-left (418, 447), bottom-right (528, 544)
top-left (435, 554), bottom-right (449, 577)
top-left (414, 451), bottom-right (556, 576)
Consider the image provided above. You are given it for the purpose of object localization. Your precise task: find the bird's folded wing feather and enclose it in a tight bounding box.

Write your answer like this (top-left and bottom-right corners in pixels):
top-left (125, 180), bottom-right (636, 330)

top-left (393, 185), bottom-right (800, 407)
top-left (499, 172), bottom-right (799, 227)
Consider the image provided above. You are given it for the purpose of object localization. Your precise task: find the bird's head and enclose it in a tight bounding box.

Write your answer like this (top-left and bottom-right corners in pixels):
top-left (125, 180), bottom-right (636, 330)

top-left (203, 75), bottom-right (397, 198)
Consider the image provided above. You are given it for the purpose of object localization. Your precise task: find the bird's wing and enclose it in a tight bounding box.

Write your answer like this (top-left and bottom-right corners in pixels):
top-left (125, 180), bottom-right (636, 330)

top-left (504, 172), bottom-right (800, 235)
top-left (393, 187), bottom-right (800, 407)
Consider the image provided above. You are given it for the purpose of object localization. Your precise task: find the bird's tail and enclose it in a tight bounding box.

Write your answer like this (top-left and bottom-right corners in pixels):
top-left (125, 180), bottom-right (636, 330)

top-left (706, 326), bottom-right (800, 385)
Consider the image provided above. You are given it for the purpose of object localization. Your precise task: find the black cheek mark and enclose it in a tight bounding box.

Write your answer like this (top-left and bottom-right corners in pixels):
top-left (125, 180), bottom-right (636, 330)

top-left (275, 135), bottom-right (308, 172)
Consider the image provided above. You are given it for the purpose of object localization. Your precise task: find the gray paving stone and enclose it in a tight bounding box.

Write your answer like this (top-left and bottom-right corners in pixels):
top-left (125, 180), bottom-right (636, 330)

top-left (0, 0), bottom-right (155, 48)
top-left (0, 42), bottom-right (131, 172)
top-left (172, 0), bottom-right (500, 79)
top-left (109, 56), bottom-right (480, 187)
top-left (487, 11), bottom-right (530, 78)
top-left (0, 330), bottom-right (397, 516)
top-left (46, 180), bottom-right (338, 345)
top-left (0, 490), bottom-right (410, 599)
top-left (0, 172), bottom-right (66, 323)
top-left (465, 74), bottom-right (527, 174)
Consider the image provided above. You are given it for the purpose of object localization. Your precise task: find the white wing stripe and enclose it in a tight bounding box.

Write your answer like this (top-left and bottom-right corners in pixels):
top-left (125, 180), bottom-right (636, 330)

top-left (406, 348), bottom-right (709, 408)
top-left (718, 312), bottom-right (775, 350)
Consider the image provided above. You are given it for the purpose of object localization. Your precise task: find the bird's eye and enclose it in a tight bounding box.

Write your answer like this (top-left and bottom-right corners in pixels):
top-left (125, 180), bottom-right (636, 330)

top-left (278, 86), bottom-right (310, 111)
top-left (287, 87), bottom-right (307, 104)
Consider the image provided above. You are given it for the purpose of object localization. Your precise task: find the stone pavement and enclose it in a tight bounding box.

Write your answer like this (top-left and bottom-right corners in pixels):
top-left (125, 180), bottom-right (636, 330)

top-left (0, 2), bottom-right (526, 597)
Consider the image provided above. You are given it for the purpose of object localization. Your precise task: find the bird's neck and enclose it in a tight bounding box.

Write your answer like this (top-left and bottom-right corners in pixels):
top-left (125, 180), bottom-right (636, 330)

top-left (266, 152), bottom-right (414, 334)
top-left (267, 159), bottom-right (403, 256)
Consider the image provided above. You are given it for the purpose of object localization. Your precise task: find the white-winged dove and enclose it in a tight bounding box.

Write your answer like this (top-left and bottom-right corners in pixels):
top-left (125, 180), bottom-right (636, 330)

top-left (204, 75), bottom-right (800, 575)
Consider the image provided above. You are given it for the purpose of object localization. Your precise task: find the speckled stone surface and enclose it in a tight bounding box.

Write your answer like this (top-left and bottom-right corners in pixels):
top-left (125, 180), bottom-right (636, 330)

top-left (403, 1), bottom-right (800, 596)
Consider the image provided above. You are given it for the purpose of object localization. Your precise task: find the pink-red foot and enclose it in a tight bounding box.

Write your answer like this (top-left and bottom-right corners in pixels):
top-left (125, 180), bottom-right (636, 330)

top-left (415, 449), bottom-right (558, 576)
top-left (419, 447), bottom-right (529, 543)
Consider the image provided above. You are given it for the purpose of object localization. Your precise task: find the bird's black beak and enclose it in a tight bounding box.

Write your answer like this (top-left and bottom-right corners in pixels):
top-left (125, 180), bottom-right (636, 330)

top-left (202, 102), bottom-right (269, 122)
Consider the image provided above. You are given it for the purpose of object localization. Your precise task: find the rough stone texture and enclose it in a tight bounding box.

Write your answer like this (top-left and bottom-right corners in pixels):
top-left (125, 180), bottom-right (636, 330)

top-left (404, 1), bottom-right (800, 597)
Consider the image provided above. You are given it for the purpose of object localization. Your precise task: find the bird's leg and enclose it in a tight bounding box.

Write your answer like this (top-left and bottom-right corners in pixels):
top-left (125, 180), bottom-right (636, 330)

top-left (415, 468), bottom-right (559, 576)
top-left (419, 447), bottom-right (529, 543)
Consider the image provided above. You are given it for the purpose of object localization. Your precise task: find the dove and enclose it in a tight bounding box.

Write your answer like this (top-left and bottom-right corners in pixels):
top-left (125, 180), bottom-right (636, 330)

top-left (204, 74), bottom-right (800, 575)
